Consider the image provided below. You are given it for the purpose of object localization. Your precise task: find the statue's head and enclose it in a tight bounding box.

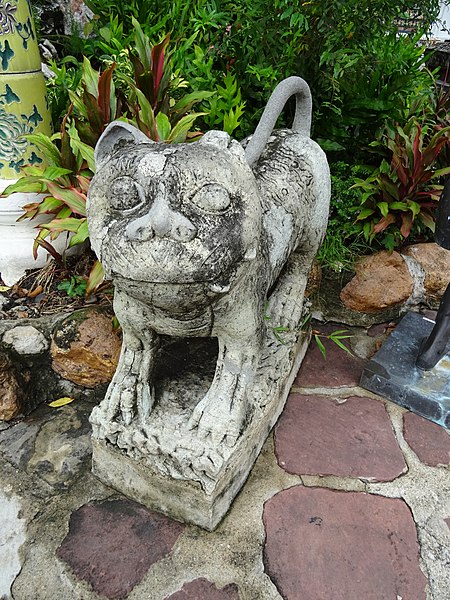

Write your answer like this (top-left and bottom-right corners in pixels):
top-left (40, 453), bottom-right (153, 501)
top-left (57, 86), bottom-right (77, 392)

top-left (87, 122), bottom-right (262, 285)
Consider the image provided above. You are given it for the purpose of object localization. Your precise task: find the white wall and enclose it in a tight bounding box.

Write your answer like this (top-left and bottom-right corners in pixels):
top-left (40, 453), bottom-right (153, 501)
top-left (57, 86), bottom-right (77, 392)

top-left (430, 2), bottom-right (450, 40)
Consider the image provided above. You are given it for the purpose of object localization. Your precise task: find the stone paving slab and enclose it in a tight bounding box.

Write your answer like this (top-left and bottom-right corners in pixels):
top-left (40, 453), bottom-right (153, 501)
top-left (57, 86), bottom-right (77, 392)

top-left (164, 578), bottom-right (240, 599)
top-left (263, 486), bottom-right (427, 600)
top-left (275, 393), bottom-right (406, 480)
top-left (0, 321), bottom-right (449, 600)
top-left (57, 499), bottom-right (185, 599)
top-left (295, 322), bottom-right (366, 388)
top-left (403, 411), bottom-right (450, 467)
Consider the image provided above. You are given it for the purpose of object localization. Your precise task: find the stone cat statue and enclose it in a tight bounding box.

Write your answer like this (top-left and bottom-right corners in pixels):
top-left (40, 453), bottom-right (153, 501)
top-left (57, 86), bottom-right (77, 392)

top-left (87, 76), bottom-right (330, 451)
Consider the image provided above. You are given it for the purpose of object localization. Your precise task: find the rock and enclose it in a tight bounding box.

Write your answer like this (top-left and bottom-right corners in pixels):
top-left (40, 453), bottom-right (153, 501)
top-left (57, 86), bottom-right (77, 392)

top-left (0, 400), bottom-right (94, 487)
top-left (403, 243), bottom-right (450, 303)
top-left (340, 251), bottom-right (413, 313)
top-left (0, 352), bottom-right (24, 421)
top-left (311, 269), bottom-right (403, 327)
top-left (0, 491), bottom-right (27, 599)
top-left (3, 325), bottom-right (49, 355)
top-left (51, 308), bottom-right (121, 388)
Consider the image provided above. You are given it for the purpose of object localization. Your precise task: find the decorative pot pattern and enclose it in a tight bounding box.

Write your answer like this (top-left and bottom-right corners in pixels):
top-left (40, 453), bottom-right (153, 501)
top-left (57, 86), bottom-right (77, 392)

top-left (0, 0), bottom-right (52, 180)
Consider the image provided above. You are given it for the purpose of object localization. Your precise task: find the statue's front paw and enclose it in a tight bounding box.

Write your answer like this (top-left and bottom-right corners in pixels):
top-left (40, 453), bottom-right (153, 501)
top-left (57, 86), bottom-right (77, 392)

top-left (105, 375), bottom-right (154, 425)
top-left (188, 391), bottom-right (245, 448)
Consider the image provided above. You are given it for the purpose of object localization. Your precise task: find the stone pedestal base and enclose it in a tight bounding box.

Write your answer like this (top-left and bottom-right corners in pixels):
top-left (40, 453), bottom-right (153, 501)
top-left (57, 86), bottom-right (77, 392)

top-left (360, 311), bottom-right (450, 429)
top-left (92, 329), bottom-right (310, 530)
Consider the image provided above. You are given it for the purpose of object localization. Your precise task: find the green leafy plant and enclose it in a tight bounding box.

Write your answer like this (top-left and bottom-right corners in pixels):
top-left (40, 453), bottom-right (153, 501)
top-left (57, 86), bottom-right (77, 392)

top-left (313, 328), bottom-right (354, 360)
top-left (315, 33), bottom-right (436, 156)
top-left (2, 29), bottom-right (210, 295)
top-left (57, 275), bottom-right (87, 297)
top-left (353, 120), bottom-right (450, 249)
top-left (318, 161), bottom-right (372, 271)
top-left (264, 309), bottom-right (353, 356)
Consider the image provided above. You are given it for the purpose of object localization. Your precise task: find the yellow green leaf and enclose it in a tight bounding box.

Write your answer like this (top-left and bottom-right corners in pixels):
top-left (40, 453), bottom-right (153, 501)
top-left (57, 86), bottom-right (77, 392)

top-left (86, 259), bottom-right (105, 295)
top-left (0, 285), bottom-right (10, 292)
top-left (48, 397), bottom-right (75, 407)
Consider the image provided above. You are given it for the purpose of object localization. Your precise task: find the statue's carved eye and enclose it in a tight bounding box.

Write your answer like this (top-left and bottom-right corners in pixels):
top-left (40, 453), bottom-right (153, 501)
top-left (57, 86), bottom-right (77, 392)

top-left (191, 184), bottom-right (231, 213)
top-left (109, 176), bottom-right (145, 212)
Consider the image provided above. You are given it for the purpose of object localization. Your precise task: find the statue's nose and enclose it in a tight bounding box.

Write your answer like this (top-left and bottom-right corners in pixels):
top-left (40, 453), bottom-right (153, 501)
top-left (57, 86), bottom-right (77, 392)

top-left (125, 184), bottom-right (197, 242)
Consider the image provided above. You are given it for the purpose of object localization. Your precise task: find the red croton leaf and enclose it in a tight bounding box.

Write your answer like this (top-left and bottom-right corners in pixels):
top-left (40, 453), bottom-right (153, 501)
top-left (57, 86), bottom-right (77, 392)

top-left (373, 213), bottom-right (396, 234)
top-left (151, 33), bottom-right (170, 106)
top-left (97, 63), bottom-right (116, 124)
top-left (400, 212), bottom-right (413, 238)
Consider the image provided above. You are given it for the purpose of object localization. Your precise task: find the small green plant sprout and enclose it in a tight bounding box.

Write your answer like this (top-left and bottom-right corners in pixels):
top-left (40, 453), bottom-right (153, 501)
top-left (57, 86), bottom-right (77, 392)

top-left (300, 313), bottom-right (354, 359)
top-left (312, 328), bottom-right (354, 360)
top-left (57, 275), bottom-right (87, 298)
top-left (264, 306), bottom-right (353, 357)
top-left (263, 301), bottom-right (292, 344)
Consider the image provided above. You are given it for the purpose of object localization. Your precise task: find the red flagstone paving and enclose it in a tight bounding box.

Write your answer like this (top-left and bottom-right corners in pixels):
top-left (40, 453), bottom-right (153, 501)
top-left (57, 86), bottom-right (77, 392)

top-left (164, 578), bottom-right (240, 599)
top-left (403, 412), bottom-right (450, 467)
top-left (275, 394), bottom-right (406, 480)
top-left (295, 324), bottom-right (365, 388)
top-left (57, 499), bottom-right (185, 599)
top-left (3, 321), bottom-right (450, 599)
top-left (263, 486), bottom-right (427, 600)
top-left (367, 322), bottom-right (389, 337)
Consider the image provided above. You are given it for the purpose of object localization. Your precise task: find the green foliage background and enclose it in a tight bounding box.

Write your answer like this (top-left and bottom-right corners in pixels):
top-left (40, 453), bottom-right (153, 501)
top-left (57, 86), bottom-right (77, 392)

top-left (31, 0), bottom-right (450, 265)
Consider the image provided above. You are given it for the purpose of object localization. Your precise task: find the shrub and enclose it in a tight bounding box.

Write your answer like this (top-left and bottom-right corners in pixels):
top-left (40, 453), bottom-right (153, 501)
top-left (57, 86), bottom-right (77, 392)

top-left (353, 119), bottom-right (450, 250)
top-left (2, 27), bottom-right (210, 293)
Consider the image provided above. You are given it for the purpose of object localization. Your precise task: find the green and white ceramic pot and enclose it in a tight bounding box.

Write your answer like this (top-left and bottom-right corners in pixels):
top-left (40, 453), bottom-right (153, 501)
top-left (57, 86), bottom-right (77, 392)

top-left (0, 0), bottom-right (66, 284)
top-left (0, 0), bottom-right (52, 179)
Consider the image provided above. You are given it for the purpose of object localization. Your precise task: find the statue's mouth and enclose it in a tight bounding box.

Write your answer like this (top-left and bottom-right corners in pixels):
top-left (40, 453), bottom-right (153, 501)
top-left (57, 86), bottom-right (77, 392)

top-left (104, 236), bottom-right (244, 285)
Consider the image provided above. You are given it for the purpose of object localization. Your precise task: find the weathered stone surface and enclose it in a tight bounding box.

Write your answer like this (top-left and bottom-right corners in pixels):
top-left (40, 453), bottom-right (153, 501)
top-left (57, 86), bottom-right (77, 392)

top-left (275, 394), bottom-right (406, 480)
top-left (87, 79), bottom-right (330, 529)
top-left (57, 499), bottom-right (185, 599)
top-left (3, 325), bottom-right (49, 355)
top-left (403, 412), bottom-right (450, 466)
top-left (0, 491), bottom-right (26, 600)
top-left (304, 260), bottom-right (322, 298)
top-left (340, 251), bottom-right (413, 313)
top-left (0, 401), bottom-right (93, 488)
top-left (165, 579), bottom-right (240, 600)
top-left (0, 352), bottom-right (24, 421)
top-left (403, 242), bottom-right (450, 302)
top-left (51, 308), bottom-right (121, 388)
top-left (295, 323), bottom-right (365, 388)
top-left (263, 486), bottom-right (427, 600)
top-left (62, 0), bottom-right (93, 34)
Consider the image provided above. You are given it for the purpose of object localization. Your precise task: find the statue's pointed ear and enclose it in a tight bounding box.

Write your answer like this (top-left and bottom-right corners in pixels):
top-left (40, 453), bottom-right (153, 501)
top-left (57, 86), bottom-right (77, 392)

top-left (95, 121), bottom-right (152, 169)
top-left (198, 130), bottom-right (231, 149)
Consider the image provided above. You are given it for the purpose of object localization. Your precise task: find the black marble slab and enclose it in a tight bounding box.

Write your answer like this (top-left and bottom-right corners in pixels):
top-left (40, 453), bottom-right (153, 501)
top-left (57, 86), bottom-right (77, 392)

top-left (360, 312), bottom-right (450, 429)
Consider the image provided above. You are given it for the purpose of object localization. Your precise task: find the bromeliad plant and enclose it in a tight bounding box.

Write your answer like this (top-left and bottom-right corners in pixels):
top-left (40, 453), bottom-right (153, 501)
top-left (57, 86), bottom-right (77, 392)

top-left (2, 25), bottom-right (210, 292)
top-left (353, 120), bottom-right (450, 250)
